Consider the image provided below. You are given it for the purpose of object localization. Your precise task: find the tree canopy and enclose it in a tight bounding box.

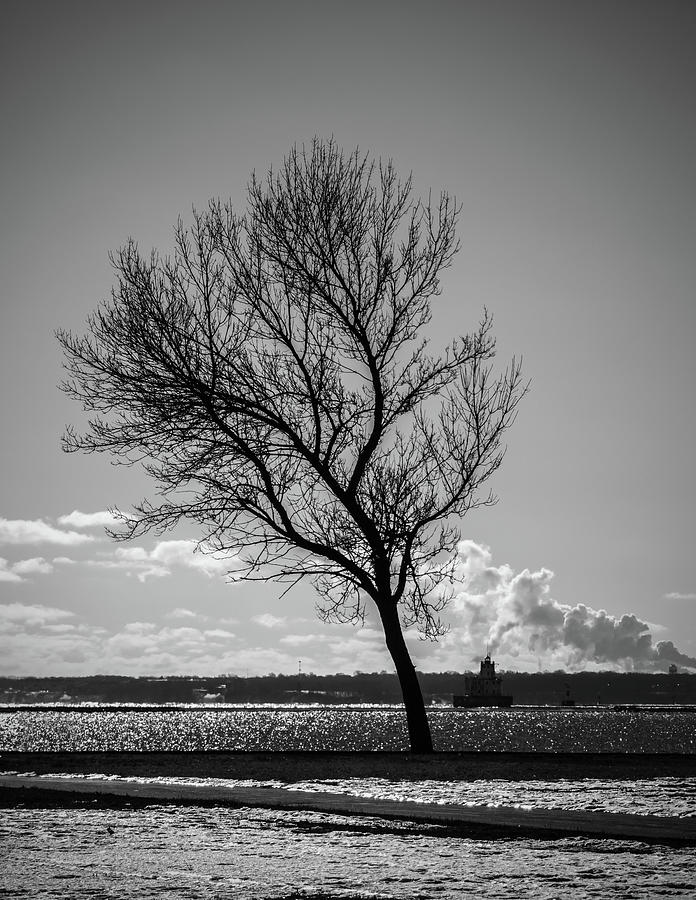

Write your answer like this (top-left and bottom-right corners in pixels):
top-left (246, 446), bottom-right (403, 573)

top-left (59, 139), bottom-right (526, 751)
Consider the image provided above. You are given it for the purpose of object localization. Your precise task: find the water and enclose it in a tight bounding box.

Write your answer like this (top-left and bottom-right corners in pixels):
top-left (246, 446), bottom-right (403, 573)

top-left (2, 706), bottom-right (695, 898)
top-left (1, 805), bottom-right (695, 899)
top-left (2, 705), bottom-right (694, 752)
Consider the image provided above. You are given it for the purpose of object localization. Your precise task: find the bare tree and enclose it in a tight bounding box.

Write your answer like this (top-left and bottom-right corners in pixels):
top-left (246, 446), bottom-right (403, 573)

top-left (58, 139), bottom-right (526, 752)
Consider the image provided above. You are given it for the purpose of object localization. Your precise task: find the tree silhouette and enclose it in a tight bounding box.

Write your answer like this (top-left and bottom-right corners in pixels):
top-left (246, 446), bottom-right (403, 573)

top-left (58, 139), bottom-right (526, 752)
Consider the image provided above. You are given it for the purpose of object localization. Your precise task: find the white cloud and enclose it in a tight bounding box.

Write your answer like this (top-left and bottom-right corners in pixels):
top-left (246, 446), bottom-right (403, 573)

top-left (279, 633), bottom-right (329, 646)
top-left (0, 606), bottom-right (243, 676)
top-left (0, 602), bottom-right (75, 628)
top-left (253, 613), bottom-right (287, 628)
top-left (0, 556), bottom-right (54, 582)
top-left (109, 540), bottom-right (235, 582)
top-left (149, 541), bottom-right (234, 577)
top-left (0, 517), bottom-right (95, 546)
top-left (664, 592), bottom-right (696, 601)
top-left (82, 540), bottom-right (237, 582)
top-left (428, 540), bottom-right (696, 672)
top-left (203, 628), bottom-right (236, 641)
top-left (169, 607), bottom-right (199, 620)
top-left (12, 557), bottom-right (53, 576)
top-left (58, 510), bottom-right (120, 529)
top-left (121, 621), bottom-right (157, 634)
top-left (0, 560), bottom-right (23, 583)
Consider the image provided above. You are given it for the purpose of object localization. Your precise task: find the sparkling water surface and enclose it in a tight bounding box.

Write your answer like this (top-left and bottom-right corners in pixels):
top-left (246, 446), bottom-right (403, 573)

top-left (2, 706), bottom-right (695, 898)
top-left (2, 705), bottom-right (694, 752)
top-left (1, 805), bottom-right (694, 900)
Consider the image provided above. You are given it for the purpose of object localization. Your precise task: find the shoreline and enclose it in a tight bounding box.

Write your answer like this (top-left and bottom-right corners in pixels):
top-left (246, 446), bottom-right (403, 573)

top-left (2, 771), bottom-right (695, 845)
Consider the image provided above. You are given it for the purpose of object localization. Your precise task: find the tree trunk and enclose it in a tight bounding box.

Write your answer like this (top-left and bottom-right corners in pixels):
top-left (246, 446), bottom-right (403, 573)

top-left (378, 601), bottom-right (434, 753)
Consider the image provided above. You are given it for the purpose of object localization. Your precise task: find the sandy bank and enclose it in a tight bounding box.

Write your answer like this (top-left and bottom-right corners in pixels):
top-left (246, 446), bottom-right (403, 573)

top-left (1, 772), bottom-right (694, 845)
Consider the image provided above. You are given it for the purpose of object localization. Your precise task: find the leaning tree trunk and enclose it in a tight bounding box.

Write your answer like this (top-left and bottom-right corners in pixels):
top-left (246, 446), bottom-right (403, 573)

top-left (378, 601), bottom-right (434, 753)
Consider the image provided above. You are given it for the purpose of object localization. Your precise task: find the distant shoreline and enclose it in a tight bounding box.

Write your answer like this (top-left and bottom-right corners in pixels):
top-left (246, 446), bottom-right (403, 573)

top-left (4, 670), bottom-right (695, 708)
top-left (2, 702), bottom-right (696, 712)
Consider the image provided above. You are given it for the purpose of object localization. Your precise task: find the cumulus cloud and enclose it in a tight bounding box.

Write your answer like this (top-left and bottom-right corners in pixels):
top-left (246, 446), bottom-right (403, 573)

top-left (654, 641), bottom-right (696, 668)
top-left (87, 540), bottom-right (237, 582)
top-left (12, 557), bottom-right (53, 577)
top-left (203, 628), bottom-right (236, 640)
top-left (169, 607), bottom-right (199, 620)
top-left (664, 592), bottom-right (696, 601)
top-left (146, 541), bottom-right (233, 578)
top-left (103, 623), bottom-right (238, 664)
top-left (253, 614), bottom-right (287, 629)
top-left (279, 633), bottom-right (329, 646)
top-left (0, 560), bottom-right (22, 583)
top-left (0, 556), bottom-right (54, 582)
top-left (0, 517), bottom-right (95, 546)
top-left (0, 602), bottom-right (75, 629)
top-left (441, 541), bottom-right (696, 672)
top-left (0, 604), bottom-right (244, 676)
top-left (58, 510), bottom-right (120, 529)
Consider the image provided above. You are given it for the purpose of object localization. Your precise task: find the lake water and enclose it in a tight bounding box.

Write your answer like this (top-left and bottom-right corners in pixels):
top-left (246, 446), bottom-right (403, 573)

top-left (2, 704), bottom-right (695, 752)
top-left (2, 706), bottom-right (695, 898)
top-left (2, 804), bottom-right (695, 899)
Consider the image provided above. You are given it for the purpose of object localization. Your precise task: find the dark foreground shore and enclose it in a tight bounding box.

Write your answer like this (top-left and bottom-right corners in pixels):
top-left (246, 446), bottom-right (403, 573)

top-left (2, 750), bottom-right (695, 783)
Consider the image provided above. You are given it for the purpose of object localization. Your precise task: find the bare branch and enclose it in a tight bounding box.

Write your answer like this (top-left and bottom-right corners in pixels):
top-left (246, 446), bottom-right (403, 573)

top-left (58, 139), bottom-right (527, 753)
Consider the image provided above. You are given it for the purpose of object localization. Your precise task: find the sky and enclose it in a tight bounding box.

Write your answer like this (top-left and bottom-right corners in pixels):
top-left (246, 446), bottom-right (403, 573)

top-left (1, 0), bottom-right (695, 677)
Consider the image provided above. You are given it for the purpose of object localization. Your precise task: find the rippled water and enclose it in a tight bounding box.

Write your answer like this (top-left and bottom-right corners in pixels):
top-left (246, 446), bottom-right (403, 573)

top-left (1, 804), bottom-right (694, 899)
top-left (2, 707), bottom-right (694, 897)
top-left (2, 705), bottom-right (695, 752)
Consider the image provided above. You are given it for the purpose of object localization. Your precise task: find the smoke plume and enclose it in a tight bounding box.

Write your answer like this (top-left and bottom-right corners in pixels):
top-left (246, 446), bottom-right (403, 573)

top-left (447, 541), bottom-right (696, 671)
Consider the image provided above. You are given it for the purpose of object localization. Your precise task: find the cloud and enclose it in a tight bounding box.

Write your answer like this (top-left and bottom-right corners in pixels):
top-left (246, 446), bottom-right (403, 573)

top-left (87, 540), bottom-right (237, 582)
top-left (169, 607), bottom-right (199, 620)
top-left (0, 602), bottom-right (75, 628)
top-left (121, 621), bottom-right (157, 634)
top-left (279, 633), bottom-right (329, 646)
top-left (103, 624), bottom-right (239, 664)
top-left (12, 557), bottom-right (53, 576)
top-left (253, 613), bottom-right (287, 629)
top-left (0, 604), bottom-right (291, 677)
top-left (0, 557), bottom-right (53, 582)
top-left (0, 560), bottom-right (22, 583)
top-left (440, 541), bottom-right (696, 672)
top-left (663, 592), bottom-right (696, 601)
top-left (655, 641), bottom-right (696, 667)
top-left (58, 510), bottom-right (120, 529)
top-left (147, 541), bottom-right (233, 578)
top-left (203, 628), bottom-right (236, 641)
top-left (0, 518), bottom-right (95, 546)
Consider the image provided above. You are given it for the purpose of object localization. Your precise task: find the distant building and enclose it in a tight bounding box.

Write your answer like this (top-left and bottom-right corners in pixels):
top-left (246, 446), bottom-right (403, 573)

top-left (453, 654), bottom-right (513, 708)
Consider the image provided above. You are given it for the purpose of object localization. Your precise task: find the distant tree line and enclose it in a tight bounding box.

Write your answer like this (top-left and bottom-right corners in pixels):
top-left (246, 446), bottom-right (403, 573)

top-left (1, 671), bottom-right (694, 706)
